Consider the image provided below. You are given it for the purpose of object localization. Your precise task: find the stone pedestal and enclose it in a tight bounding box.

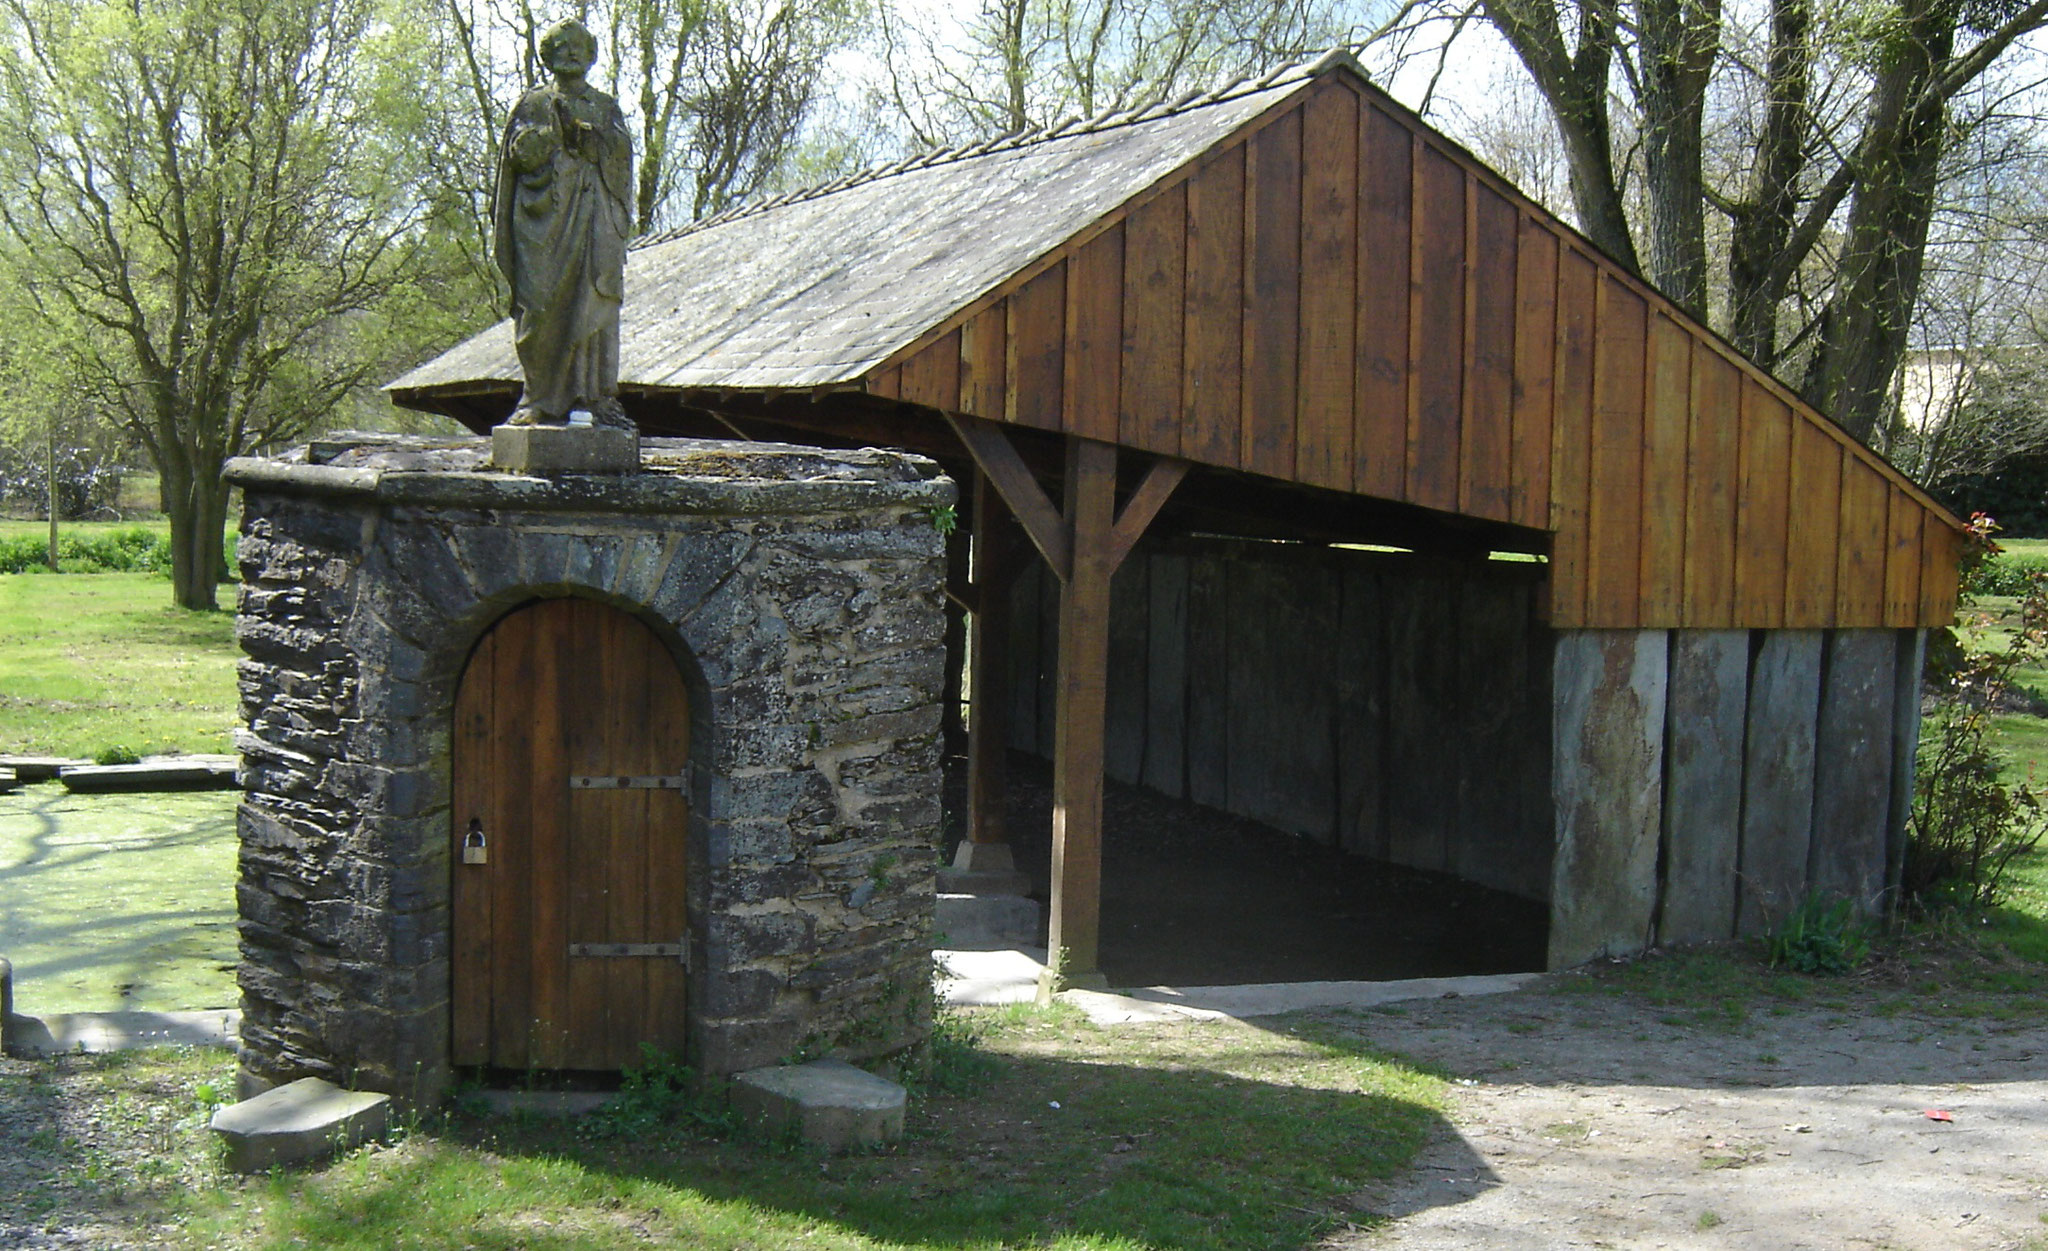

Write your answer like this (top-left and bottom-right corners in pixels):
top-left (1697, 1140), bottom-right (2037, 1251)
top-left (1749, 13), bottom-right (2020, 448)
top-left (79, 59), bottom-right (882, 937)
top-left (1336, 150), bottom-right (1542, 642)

top-left (731, 1059), bottom-right (906, 1151)
top-left (492, 423), bottom-right (638, 474)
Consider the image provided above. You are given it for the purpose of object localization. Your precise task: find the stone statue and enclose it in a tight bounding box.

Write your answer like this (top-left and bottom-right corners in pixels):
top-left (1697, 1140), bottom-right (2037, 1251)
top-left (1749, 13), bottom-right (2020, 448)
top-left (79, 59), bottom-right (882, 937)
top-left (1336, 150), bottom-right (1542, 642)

top-left (494, 19), bottom-right (634, 430)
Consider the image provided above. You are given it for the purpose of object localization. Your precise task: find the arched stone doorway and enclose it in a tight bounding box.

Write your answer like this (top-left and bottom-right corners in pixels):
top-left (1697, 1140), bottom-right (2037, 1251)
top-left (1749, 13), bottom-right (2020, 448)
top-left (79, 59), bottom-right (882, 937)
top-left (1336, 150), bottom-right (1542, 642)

top-left (450, 596), bottom-right (690, 1071)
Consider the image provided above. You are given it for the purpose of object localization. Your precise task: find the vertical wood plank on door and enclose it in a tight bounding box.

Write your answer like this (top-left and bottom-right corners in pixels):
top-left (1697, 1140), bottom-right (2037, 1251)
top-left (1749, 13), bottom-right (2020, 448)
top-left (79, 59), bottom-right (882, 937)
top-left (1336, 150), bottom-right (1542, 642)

top-left (1007, 266), bottom-right (1067, 430)
top-left (643, 624), bottom-right (691, 1059)
top-left (1735, 387), bottom-right (1794, 628)
top-left (1784, 424), bottom-right (1843, 627)
top-left (1066, 227), bottom-right (1124, 443)
top-left (450, 628), bottom-right (497, 1066)
top-left (1462, 186), bottom-right (1517, 523)
top-left (1549, 249), bottom-right (1597, 626)
top-left (1510, 218), bottom-right (1557, 531)
top-left (1585, 276), bottom-right (1646, 627)
top-left (1684, 348), bottom-right (1741, 627)
top-left (1639, 314), bottom-right (1690, 625)
top-left (1885, 489), bottom-right (1923, 626)
top-left (603, 608), bottom-right (655, 1070)
top-left (525, 600), bottom-right (574, 1067)
top-left (1407, 145), bottom-right (1465, 514)
top-left (1120, 184), bottom-right (1186, 455)
top-left (1243, 111), bottom-right (1302, 479)
top-left (1183, 148), bottom-right (1245, 468)
top-left (564, 602), bottom-right (617, 1070)
top-left (1297, 84), bottom-right (1358, 492)
top-left (488, 608), bottom-right (537, 1069)
top-left (1355, 105), bottom-right (1412, 499)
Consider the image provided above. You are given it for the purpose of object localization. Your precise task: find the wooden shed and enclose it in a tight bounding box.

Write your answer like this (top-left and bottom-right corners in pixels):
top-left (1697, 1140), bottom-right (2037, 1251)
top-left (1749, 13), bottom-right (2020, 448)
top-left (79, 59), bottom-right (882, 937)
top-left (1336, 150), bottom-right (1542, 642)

top-left (392, 50), bottom-right (1965, 982)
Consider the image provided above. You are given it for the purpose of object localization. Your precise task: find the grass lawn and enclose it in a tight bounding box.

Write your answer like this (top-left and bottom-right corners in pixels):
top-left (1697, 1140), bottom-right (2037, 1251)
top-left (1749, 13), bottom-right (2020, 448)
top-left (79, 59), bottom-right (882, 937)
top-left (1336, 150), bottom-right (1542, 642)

top-left (0, 571), bottom-right (238, 757)
top-left (0, 787), bottom-right (239, 1013)
top-left (12, 1009), bottom-right (1448, 1251)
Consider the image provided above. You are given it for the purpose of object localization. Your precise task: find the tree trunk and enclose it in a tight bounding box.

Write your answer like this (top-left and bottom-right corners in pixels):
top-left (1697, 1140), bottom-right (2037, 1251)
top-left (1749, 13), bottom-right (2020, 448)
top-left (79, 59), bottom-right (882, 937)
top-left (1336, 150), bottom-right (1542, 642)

top-left (1800, 8), bottom-right (1953, 442)
top-left (1637, 0), bottom-right (1719, 321)
top-left (163, 460), bottom-right (229, 611)
top-left (1726, 0), bottom-right (1811, 368)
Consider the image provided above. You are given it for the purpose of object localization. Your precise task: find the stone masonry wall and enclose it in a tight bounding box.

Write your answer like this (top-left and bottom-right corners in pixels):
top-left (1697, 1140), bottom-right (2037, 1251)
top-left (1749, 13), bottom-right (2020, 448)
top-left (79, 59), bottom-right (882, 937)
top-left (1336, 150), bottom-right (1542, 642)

top-left (227, 435), bottom-right (955, 1105)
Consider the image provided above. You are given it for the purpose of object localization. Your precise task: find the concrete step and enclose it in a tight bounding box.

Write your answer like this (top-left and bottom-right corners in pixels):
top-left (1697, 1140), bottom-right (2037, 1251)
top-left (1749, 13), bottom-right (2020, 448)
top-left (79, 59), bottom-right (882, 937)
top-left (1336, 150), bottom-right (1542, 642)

top-left (935, 892), bottom-right (1041, 950)
top-left (731, 1059), bottom-right (905, 1151)
top-left (211, 1077), bottom-right (391, 1173)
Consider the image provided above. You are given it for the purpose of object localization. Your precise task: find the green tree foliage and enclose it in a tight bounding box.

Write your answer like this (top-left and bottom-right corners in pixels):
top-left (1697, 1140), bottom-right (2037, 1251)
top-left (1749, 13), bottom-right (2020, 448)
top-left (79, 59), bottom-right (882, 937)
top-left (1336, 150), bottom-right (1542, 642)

top-left (0, 0), bottom-right (460, 608)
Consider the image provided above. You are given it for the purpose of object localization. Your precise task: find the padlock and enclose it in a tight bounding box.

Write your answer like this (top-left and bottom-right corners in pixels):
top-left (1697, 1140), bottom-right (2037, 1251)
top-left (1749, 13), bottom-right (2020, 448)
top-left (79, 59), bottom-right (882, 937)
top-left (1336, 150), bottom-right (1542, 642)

top-left (462, 819), bottom-right (488, 865)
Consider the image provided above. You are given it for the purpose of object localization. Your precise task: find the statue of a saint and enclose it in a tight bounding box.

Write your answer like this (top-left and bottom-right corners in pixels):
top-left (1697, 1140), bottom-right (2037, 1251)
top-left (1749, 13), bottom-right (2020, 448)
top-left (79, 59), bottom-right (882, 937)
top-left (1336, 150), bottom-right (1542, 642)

top-left (493, 19), bottom-right (634, 429)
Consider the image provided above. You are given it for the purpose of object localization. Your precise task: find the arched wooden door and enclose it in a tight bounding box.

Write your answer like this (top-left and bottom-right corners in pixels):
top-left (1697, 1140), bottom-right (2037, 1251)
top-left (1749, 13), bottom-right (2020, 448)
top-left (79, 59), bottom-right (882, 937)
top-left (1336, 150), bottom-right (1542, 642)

top-left (451, 598), bottom-right (690, 1070)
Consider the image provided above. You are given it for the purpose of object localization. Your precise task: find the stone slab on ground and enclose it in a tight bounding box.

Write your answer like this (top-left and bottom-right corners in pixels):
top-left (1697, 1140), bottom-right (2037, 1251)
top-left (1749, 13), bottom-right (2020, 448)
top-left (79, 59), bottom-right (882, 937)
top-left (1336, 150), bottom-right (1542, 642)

top-left (0, 767), bottom-right (16, 794)
top-left (935, 892), bottom-right (1040, 949)
top-left (730, 1059), bottom-right (906, 1151)
top-left (4, 1009), bottom-right (240, 1057)
top-left (0, 756), bottom-right (91, 782)
top-left (58, 756), bottom-right (237, 793)
top-left (210, 1076), bottom-right (391, 1173)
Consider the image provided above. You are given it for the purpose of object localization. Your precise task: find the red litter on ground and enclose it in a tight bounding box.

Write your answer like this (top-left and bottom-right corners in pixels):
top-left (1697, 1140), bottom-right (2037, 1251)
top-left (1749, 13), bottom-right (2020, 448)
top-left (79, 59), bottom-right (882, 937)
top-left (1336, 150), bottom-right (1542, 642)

top-left (1923, 1109), bottom-right (1954, 1122)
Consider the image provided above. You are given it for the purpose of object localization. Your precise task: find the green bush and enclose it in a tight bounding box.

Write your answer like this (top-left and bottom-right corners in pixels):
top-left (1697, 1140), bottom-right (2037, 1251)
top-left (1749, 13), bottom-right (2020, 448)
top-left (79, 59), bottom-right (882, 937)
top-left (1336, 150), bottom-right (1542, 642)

top-left (0, 525), bottom-right (239, 579)
top-left (1909, 568), bottom-right (2048, 912)
top-left (1765, 893), bottom-right (1872, 975)
top-left (1963, 550), bottom-right (2048, 598)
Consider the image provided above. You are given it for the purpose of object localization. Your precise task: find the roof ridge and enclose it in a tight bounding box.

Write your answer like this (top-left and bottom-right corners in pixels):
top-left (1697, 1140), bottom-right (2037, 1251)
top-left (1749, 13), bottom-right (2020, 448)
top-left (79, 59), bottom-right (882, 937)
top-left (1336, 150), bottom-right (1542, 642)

top-left (632, 48), bottom-right (1360, 252)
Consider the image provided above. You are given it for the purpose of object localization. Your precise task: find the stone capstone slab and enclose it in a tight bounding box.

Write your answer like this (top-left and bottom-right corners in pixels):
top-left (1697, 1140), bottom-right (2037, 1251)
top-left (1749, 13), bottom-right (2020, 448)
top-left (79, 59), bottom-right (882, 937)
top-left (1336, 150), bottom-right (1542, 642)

top-left (0, 756), bottom-right (91, 782)
top-left (210, 1076), bottom-right (391, 1173)
top-left (729, 1059), bottom-right (906, 1151)
top-left (59, 756), bottom-right (238, 793)
top-left (4, 1009), bottom-right (240, 1057)
top-left (935, 892), bottom-right (1041, 950)
top-left (491, 423), bottom-right (639, 475)
top-left (0, 767), bottom-right (15, 794)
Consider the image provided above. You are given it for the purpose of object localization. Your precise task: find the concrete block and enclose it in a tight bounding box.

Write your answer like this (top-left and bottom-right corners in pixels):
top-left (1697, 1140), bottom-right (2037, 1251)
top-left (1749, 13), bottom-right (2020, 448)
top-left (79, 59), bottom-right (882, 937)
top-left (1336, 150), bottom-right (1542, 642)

top-left (210, 1076), bottom-right (391, 1173)
top-left (935, 867), bottom-right (1032, 896)
top-left (1660, 630), bottom-right (1748, 944)
top-left (491, 423), bottom-right (638, 475)
top-left (730, 1059), bottom-right (905, 1151)
top-left (935, 892), bottom-right (1041, 949)
top-left (1740, 630), bottom-right (1823, 934)
top-left (0, 767), bottom-right (16, 794)
top-left (1549, 629), bottom-right (1667, 968)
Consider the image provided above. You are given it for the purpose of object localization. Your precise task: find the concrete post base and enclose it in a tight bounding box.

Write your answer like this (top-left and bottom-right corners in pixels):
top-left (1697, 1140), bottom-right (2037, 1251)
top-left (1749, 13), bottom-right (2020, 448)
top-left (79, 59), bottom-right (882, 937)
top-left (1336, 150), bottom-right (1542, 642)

top-left (491, 423), bottom-right (638, 474)
top-left (940, 840), bottom-right (1030, 895)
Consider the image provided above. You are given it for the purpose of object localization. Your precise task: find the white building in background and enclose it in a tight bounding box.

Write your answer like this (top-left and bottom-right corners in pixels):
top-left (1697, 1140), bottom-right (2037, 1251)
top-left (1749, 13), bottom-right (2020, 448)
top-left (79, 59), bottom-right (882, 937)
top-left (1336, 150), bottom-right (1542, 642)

top-left (1895, 345), bottom-right (1971, 434)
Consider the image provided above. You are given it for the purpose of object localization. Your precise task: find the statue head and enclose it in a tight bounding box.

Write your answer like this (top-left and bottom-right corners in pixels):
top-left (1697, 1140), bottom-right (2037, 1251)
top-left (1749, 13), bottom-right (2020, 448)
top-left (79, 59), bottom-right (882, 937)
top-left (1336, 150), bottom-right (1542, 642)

top-left (539, 19), bottom-right (598, 77)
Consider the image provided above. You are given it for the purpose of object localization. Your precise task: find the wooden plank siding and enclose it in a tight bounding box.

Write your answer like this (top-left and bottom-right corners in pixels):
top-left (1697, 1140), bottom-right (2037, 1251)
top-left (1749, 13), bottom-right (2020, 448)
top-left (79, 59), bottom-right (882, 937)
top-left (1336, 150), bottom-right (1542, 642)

top-left (872, 71), bottom-right (1962, 629)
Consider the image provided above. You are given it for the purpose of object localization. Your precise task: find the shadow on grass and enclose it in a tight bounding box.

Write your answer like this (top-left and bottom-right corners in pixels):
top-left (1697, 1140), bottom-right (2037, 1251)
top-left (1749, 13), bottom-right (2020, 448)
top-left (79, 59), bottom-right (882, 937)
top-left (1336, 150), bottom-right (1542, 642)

top-left (224, 1023), bottom-right (1490, 1251)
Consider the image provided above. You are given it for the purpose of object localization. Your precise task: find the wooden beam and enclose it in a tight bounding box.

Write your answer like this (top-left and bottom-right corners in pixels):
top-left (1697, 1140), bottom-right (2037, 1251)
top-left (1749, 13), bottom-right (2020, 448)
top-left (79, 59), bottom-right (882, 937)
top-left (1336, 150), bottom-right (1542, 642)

top-left (946, 413), bottom-right (1073, 582)
top-left (1106, 457), bottom-right (1192, 572)
top-left (1046, 438), bottom-right (1117, 989)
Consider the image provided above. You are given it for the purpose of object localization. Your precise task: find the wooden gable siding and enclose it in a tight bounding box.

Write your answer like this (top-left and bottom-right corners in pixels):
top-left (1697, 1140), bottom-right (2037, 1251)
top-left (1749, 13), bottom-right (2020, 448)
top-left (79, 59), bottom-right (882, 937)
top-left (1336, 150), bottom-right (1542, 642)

top-left (866, 72), bottom-right (1962, 630)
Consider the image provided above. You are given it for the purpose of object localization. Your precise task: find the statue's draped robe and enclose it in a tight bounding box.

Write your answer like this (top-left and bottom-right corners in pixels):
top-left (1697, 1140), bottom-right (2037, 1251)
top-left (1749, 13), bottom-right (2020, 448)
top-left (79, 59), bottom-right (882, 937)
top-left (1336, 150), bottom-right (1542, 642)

top-left (494, 81), bottom-right (633, 422)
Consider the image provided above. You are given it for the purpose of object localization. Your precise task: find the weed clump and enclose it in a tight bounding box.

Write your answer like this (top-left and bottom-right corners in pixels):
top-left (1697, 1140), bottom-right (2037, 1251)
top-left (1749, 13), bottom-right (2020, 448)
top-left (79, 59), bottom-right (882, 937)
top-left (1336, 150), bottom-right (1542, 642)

top-left (1766, 893), bottom-right (1872, 975)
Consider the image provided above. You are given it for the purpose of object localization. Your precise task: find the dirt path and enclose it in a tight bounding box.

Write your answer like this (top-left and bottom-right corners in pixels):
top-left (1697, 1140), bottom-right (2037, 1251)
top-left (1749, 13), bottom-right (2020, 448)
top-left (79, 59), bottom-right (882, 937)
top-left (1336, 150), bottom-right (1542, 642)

top-left (1315, 978), bottom-right (2048, 1251)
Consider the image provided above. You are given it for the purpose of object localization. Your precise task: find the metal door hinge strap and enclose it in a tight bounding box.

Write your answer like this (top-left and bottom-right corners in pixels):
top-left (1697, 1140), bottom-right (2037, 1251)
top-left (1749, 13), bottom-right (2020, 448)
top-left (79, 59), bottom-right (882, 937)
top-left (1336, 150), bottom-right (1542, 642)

top-left (568, 775), bottom-right (685, 790)
top-left (568, 942), bottom-right (687, 966)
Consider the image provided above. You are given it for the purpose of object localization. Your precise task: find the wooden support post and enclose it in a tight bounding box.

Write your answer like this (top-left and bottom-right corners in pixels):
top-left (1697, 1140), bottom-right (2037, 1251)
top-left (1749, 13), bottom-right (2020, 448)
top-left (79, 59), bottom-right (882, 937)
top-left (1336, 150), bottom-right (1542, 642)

top-left (1048, 438), bottom-right (1118, 990)
top-left (940, 413), bottom-right (1190, 993)
top-left (957, 472), bottom-right (1026, 882)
